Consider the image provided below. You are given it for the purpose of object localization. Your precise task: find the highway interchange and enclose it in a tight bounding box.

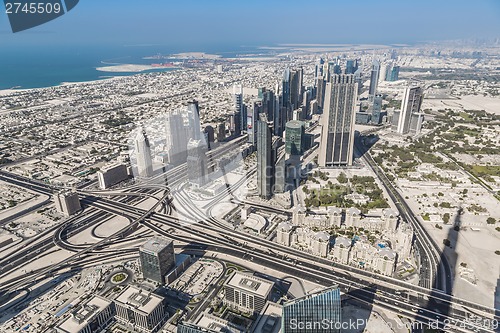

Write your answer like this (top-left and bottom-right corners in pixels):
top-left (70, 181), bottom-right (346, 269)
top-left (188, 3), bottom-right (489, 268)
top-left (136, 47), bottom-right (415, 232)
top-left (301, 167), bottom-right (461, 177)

top-left (0, 135), bottom-right (498, 333)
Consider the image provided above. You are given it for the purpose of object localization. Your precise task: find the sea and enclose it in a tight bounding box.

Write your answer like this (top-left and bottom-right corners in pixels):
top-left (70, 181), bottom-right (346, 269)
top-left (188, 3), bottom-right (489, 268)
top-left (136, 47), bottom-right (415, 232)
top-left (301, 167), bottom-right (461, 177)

top-left (0, 44), bottom-right (270, 90)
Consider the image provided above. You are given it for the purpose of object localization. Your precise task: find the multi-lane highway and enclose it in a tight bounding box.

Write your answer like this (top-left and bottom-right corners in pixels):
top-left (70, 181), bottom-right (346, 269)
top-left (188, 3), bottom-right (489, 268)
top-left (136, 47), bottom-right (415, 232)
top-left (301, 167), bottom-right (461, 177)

top-left (355, 139), bottom-right (452, 293)
top-left (0, 135), bottom-right (497, 332)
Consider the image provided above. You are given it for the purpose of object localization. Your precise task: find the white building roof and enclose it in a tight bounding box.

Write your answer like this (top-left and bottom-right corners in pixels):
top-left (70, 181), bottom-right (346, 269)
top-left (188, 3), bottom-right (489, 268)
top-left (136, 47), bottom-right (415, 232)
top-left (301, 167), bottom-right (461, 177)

top-left (225, 272), bottom-right (274, 298)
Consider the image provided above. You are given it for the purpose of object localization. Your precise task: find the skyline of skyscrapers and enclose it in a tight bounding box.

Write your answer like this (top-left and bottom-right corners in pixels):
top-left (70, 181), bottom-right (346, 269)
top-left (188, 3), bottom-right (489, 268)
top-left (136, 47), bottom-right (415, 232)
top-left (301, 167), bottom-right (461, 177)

top-left (319, 74), bottom-right (358, 167)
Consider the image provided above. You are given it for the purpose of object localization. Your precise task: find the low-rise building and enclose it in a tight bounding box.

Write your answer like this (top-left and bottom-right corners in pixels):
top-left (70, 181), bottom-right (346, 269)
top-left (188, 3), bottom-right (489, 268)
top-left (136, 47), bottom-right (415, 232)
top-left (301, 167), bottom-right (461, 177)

top-left (56, 295), bottom-right (114, 333)
top-left (114, 286), bottom-right (167, 333)
top-left (97, 163), bottom-right (128, 189)
top-left (223, 272), bottom-right (274, 314)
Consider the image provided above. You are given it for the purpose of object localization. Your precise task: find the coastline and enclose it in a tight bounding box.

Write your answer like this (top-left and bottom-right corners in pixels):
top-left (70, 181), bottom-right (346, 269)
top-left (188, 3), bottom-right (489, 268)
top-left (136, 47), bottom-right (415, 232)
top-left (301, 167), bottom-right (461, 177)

top-left (0, 67), bottom-right (181, 96)
top-left (96, 63), bottom-right (181, 73)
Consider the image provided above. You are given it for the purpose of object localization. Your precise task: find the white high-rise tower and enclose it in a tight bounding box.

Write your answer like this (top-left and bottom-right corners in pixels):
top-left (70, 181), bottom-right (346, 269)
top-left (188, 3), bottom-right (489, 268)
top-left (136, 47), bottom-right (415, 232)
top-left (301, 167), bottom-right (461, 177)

top-left (134, 128), bottom-right (153, 178)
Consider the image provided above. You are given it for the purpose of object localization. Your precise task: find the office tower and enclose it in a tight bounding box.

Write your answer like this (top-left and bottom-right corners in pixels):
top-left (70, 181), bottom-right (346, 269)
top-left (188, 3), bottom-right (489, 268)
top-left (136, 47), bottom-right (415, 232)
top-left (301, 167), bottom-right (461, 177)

top-left (322, 61), bottom-right (331, 82)
top-left (97, 163), bottom-right (128, 189)
top-left (379, 63), bottom-right (387, 84)
top-left (273, 82), bottom-right (285, 137)
top-left (247, 101), bottom-right (261, 146)
top-left (282, 285), bottom-right (342, 333)
top-left (310, 99), bottom-right (318, 115)
top-left (397, 84), bottom-right (424, 135)
top-left (332, 63), bottom-right (342, 75)
top-left (290, 68), bottom-right (304, 112)
top-left (257, 114), bottom-right (274, 199)
top-left (114, 286), bottom-right (166, 333)
top-left (223, 271), bottom-right (274, 314)
top-left (54, 191), bottom-right (81, 217)
top-left (203, 125), bottom-right (215, 149)
top-left (134, 128), bottom-right (153, 178)
top-left (368, 59), bottom-right (380, 102)
top-left (233, 84), bottom-right (244, 136)
top-left (259, 87), bottom-right (276, 124)
top-left (282, 68), bottom-right (292, 120)
top-left (216, 122), bottom-right (225, 142)
top-left (285, 120), bottom-right (305, 156)
top-left (166, 110), bottom-right (188, 165)
top-left (186, 138), bottom-right (208, 187)
top-left (274, 147), bottom-right (286, 194)
top-left (354, 67), bottom-right (363, 95)
top-left (292, 108), bottom-right (303, 121)
top-left (187, 100), bottom-right (201, 140)
top-left (319, 74), bottom-right (357, 167)
top-left (345, 59), bottom-right (358, 74)
top-left (371, 94), bottom-right (383, 124)
top-left (316, 76), bottom-right (326, 109)
top-left (139, 236), bottom-right (175, 284)
top-left (387, 65), bottom-right (400, 81)
top-left (302, 89), bottom-right (310, 118)
top-left (314, 57), bottom-right (324, 82)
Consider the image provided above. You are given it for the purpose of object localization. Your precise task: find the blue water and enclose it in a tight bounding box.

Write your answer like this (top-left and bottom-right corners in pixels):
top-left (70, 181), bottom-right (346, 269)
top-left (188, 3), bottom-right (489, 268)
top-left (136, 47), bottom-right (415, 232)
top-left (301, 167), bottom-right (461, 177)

top-left (0, 44), bottom-right (266, 90)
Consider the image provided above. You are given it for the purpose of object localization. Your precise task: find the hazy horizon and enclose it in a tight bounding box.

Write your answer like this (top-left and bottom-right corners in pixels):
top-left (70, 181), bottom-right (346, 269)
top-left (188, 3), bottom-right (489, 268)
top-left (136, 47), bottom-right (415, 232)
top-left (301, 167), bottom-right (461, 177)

top-left (1, 0), bottom-right (499, 48)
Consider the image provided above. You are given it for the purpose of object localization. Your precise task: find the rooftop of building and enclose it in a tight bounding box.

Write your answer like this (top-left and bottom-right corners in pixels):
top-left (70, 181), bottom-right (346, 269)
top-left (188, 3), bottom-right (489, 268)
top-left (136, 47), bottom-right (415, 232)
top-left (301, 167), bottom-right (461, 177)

top-left (286, 120), bottom-right (304, 129)
top-left (225, 272), bottom-right (274, 298)
top-left (251, 302), bottom-right (282, 333)
top-left (114, 285), bottom-right (163, 314)
top-left (99, 162), bottom-right (127, 173)
top-left (140, 236), bottom-right (173, 254)
top-left (283, 285), bottom-right (340, 307)
top-left (57, 295), bottom-right (111, 333)
top-left (277, 221), bottom-right (293, 232)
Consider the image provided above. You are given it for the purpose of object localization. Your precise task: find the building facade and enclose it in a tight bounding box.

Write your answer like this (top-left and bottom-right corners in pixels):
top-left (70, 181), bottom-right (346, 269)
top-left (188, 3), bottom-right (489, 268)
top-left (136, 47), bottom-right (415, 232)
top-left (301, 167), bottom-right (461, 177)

top-left (55, 191), bottom-right (81, 217)
top-left (223, 272), bottom-right (274, 314)
top-left (114, 286), bottom-right (166, 333)
top-left (318, 74), bottom-right (357, 167)
top-left (139, 237), bottom-right (175, 284)
top-left (257, 114), bottom-right (274, 199)
top-left (97, 163), bottom-right (128, 189)
top-left (285, 120), bottom-right (305, 156)
top-left (282, 286), bottom-right (342, 333)
top-left (134, 128), bottom-right (153, 178)
top-left (397, 84), bottom-right (424, 135)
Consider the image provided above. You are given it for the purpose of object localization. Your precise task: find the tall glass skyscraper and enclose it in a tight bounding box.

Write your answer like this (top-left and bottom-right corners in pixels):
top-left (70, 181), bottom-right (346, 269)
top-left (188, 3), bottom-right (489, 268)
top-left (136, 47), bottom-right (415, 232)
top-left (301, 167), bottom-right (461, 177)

top-left (257, 114), bottom-right (274, 199)
top-left (233, 84), bottom-right (244, 135)
top-left (139, 237), bottom-right (175, 284)
top-left (318, 74), bottom-right (357, 167)
top-left (282, 285), bottom-right (342, 333)
top-left (285, 120), bottom-right (305, 156)
top-left (368, 59), bottom-right (380, 102)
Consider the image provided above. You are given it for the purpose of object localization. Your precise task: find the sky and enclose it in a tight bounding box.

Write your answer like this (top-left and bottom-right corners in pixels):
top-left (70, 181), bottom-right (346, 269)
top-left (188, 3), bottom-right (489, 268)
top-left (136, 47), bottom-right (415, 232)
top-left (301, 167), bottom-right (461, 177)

top-left (1, 0), bottom-right (500, 48)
